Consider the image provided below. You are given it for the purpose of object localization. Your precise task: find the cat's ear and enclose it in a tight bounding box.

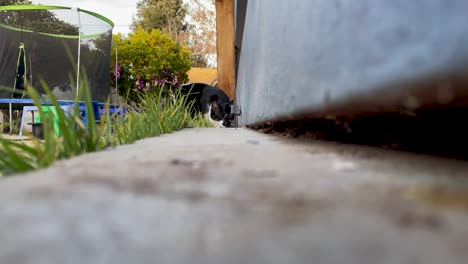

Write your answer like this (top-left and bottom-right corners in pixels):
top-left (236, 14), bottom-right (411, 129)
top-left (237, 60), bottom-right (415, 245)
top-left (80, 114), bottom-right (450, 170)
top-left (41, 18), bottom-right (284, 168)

top-left (211, 101), bottom-right (223, 117)
top-left (211, 100), bottom-right (221, 110)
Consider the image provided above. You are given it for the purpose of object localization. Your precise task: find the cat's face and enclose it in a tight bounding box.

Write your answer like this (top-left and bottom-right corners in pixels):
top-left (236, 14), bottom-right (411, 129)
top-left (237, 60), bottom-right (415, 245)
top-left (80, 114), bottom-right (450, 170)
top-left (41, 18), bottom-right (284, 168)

top-left (210, 99), bottom-right (234, 127)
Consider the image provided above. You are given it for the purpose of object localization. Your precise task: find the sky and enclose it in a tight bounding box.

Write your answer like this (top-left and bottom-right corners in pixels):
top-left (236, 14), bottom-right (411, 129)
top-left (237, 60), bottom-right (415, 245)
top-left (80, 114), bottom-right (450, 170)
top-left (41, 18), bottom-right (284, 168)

top-left (31, 0), bottom-right (138, 35)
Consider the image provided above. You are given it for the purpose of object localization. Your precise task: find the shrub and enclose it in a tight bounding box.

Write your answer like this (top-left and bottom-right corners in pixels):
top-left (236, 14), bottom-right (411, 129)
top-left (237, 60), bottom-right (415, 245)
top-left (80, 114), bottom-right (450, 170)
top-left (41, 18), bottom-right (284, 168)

top-left (111, 28), bottom-right (192, 104)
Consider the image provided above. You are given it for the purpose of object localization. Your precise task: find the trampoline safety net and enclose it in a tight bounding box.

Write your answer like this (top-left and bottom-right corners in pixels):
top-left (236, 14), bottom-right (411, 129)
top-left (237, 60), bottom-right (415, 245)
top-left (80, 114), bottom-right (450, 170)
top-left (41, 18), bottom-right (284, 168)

top-left (0, 5), bottom-right (114, 102)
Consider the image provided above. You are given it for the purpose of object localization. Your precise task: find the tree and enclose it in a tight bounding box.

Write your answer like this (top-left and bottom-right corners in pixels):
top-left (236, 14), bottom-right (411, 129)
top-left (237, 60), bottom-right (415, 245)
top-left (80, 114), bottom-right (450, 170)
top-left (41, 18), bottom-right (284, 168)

top-left (131, 0), bottom-right (187, 43)
top-left (184, 0), bottom-right (216, 67)
top-left (131, 0), bottom-right (217, 67)
top-left (111, 28), bottom-right (192, 104)
top-left (0, 1), bottom-right (79, 35)
top-left (0, 0), bottom-right (31, 5)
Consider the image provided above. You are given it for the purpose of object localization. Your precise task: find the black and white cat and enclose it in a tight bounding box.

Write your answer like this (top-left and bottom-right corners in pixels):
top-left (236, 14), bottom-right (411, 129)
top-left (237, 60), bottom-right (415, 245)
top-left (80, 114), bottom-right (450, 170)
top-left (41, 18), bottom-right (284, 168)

top-left (180, 83), bottom-right (234, 127)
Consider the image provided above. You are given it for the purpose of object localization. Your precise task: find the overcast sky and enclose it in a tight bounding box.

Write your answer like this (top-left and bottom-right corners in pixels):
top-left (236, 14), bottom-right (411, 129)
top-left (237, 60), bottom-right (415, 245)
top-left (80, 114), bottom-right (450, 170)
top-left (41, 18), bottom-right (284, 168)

top-left (31, 0), bottom-right (138, 35)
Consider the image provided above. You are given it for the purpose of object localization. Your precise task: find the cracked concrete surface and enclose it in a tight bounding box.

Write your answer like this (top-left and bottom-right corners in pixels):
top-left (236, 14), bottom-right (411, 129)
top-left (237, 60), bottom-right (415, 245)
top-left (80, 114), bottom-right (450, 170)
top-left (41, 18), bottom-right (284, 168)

top-left (1, 128), bottom-right (468, 264)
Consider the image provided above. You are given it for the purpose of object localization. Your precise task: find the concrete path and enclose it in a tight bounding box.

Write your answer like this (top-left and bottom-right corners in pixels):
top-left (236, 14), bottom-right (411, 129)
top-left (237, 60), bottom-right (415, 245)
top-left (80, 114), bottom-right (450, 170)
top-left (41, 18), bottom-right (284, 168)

top-left (1, 128), bottom-right (468, 264)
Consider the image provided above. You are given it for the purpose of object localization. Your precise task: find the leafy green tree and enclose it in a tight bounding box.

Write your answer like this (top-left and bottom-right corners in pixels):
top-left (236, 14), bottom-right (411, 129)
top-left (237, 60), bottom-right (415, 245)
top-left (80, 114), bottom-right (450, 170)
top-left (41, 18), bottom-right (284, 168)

top-left (111, 28), bottom-right (192, 104)
top-left (131, 0), bottom-right (187, 42)
top-left (0, 1), bottom-right (78, 35)
top-left (0, 0), bottom-right (31, 5)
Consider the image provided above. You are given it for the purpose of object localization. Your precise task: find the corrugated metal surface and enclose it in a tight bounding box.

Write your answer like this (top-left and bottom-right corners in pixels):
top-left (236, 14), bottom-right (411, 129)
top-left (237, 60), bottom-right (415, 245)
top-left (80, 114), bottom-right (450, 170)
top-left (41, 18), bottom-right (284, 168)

top-left (235, 0), bottom-right (468, 125)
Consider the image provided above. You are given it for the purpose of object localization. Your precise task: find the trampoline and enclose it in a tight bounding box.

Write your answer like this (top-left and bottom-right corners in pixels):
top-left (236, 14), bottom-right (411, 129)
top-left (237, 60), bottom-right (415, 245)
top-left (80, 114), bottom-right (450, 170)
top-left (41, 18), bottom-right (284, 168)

top-left (0, 5), bottom-right (114, 133)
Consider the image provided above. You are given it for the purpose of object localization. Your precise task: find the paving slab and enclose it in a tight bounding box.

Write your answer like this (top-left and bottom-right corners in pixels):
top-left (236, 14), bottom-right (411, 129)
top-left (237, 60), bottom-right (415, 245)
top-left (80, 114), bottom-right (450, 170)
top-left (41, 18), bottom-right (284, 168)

top-left (1, 128), bottom-right (468, 264)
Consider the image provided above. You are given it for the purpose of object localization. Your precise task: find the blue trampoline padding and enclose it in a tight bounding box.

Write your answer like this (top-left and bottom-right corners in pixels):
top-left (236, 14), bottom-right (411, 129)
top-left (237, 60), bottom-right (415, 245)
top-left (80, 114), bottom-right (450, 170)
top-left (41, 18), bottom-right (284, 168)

top-left (0, 98), bottom-right (35, 104)
top-left (0, 99), bottom-right (128, 121)
top-left (0, 99), bottom-right (102, 120)
top-left (0, 98), bottom-right (91, 105)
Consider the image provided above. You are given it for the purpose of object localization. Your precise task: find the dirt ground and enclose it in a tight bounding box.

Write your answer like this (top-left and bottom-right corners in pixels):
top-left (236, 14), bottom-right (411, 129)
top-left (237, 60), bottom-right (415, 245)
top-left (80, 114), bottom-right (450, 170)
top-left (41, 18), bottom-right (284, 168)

top-left (0, 128), bottom-right (467, 264)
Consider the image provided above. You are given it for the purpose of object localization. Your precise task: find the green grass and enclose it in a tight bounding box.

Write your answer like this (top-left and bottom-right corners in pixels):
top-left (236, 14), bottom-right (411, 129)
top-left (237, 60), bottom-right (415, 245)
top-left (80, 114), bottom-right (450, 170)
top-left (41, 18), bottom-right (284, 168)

top-left (0, 81), bottom-right (212, 176)
top-left (110, 87), bottom-right (214, 146)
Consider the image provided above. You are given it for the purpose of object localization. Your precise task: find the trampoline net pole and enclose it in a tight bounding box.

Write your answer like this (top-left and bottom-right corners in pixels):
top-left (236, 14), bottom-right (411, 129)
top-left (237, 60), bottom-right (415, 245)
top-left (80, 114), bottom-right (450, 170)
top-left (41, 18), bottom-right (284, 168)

top-left (115, 44), bottom-right (119, 104)
top-left (76, 8), bottom-right (82, 99)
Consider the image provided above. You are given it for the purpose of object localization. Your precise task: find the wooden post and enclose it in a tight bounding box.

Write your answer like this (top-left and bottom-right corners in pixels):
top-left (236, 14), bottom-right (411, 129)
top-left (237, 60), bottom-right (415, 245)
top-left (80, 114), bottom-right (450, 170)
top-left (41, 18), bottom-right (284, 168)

top-left (216, 0), bottom-right (236, 100)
